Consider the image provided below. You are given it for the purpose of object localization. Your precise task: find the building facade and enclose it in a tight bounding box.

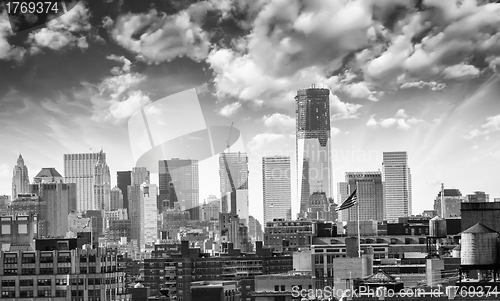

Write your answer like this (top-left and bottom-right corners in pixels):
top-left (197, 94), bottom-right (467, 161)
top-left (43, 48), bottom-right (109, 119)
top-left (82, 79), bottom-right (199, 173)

top-left (64, 152), bottom-right (104, 212)
top-left (159, 159), bottom-right (199, 219)
top-left (338, 172), bottom-right (384, 222)
top-left (219, 152), bottom-right (249, 217)
top-left (434, 189), bottom-right (463, 218)
top-left (110, 186), bottom-right (124, 211)
top-left (263, 156), bottom-right (291, 223)
top-left (116, 171), bottom-right (131, 210)
top-left (295, 88), bottom-right (333, 216)
top-left (382, 152), bottom-right (412, 222)
top-left (29, 182), bottom-right (77, 238)
top-left (140, 183), bottom-right (158, 251)
top-left (94, 151), bottom-right (111, 211)
top-left (12, 154), bottom-right (30, 201)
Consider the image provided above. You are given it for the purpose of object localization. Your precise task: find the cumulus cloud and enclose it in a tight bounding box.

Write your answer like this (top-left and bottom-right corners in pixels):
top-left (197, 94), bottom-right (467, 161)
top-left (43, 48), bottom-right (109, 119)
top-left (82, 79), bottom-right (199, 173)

top-left (27, 2), bottom-right (91, 52)
top-left (110, 2), bottom-right (213, 63)
top-left (248, 132), bottom-right (286, 152)
top-left (464, 114), bottom-right (500, 139)
top-left (366, 109), bottom-right (422, 130)
top-left (262, 113), bottom-right (295, 133)
top-left (205, 0), bottom-right (500, 110)
top-left (442, 63), bottom-right (480, 80)
top-left (84, 53), bottom-right (151, 124)
top-left (218, 102), bottom-right (242, 117)
top-left (400, 81), bottom-right (446, 91)
top-left (0, 12), bottom-right (26, 60)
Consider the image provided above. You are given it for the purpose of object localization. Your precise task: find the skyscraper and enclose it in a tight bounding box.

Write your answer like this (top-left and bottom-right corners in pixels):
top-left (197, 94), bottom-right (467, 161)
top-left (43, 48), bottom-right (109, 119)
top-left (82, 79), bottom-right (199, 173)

top-left (94, 150), bottom-right (111, 211)
top-left (262, 156), bottom-right (291, 223)
top-left (64, 152), bottom-right (104, 212)
top-left (434, 188), bottom-right (463, 218)
top-left (30, 180), bottom-right (77, 238)
top-left (110, 186), bottom-right (124, 210)
top-left (12, 154), bottom-right (30, 200)
top-left (140, 183), bottom-right (158, 251)
top-left (131, 167), bottom-right (150, 185)
top-left (337, 172), bottom-right (384, 222)
top-left (295, 87), bottom-right (333, 216)
top-left (382, 152), bottom-right (412, 222)
top-left (159, 159), bottom-right (199, 219)
top-left (219, 152), bottom-right (249, 220)
top-left (117, 171), bottom-right (131, 209)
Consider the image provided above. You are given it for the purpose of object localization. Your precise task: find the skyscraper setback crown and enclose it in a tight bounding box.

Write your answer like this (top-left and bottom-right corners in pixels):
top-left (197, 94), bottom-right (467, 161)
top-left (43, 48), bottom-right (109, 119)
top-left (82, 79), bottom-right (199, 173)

top-left (12, 153), bottom-right (30, 200)
top-left (295, 87), bottom-right (333, 215)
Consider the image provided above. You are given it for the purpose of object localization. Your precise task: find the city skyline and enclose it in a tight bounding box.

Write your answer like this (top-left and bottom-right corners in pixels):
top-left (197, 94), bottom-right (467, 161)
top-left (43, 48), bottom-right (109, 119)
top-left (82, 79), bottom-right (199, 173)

top-left (1, 1), bottom-right (500, 224)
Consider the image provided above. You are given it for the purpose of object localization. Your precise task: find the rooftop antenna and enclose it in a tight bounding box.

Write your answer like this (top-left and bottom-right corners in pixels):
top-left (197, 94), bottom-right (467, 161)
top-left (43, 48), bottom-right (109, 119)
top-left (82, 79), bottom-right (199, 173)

top-left (226, 122), bottom-right (233, 153)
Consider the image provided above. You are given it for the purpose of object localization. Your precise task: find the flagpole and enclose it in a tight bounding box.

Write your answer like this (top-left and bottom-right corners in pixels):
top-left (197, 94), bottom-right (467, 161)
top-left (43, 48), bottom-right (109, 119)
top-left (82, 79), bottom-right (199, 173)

top-left (357, 181), bottom-right (361, 258)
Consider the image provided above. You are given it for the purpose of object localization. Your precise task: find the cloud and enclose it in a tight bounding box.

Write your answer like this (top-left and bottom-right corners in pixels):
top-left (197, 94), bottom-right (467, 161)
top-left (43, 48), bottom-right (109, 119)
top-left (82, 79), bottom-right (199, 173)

top-left (248, 133), bottom-right (286, 152)
top-left (218, 102), bottom-right (242, 117)
top-left (110, 2), bottom-right (213, 63)
top-left (464, 114), bottom-right (500, 139)
top-left (331, 94), bottom-right (363, 120)
top-left (331, 127), bottom-right (341, 136)
top-left (400, 81), bottom-right (446, 91)
top-left (0, 12), bottom-right (26, 61)
top-left (366, 109), bottom-right (422, 130)
top-left (341, 81), bottom-right (378, 101)
top-left (442, 63), bottom-right (480, 80)
top-left (262, 113), bottom-right (295, 133)
top-left (27, 2), bottom-right (91, 52)
top-left (107, 55), bottom-right (132, 74)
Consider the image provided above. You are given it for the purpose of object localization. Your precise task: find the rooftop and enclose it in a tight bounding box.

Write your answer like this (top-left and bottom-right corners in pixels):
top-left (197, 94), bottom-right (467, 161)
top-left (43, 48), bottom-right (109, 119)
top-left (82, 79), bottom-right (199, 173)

top-left (35, 168), bottom-right (62, 178)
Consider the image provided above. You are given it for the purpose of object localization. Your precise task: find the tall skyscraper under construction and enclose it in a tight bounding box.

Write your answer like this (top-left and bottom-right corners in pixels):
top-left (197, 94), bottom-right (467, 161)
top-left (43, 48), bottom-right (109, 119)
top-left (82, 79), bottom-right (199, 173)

top-left (295, 87), bottom-right (333, 216)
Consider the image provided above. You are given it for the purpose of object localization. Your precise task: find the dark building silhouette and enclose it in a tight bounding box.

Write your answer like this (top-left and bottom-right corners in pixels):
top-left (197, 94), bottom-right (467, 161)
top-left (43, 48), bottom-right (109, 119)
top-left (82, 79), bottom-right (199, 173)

top-left (117, 170), bottom-right (131, 209)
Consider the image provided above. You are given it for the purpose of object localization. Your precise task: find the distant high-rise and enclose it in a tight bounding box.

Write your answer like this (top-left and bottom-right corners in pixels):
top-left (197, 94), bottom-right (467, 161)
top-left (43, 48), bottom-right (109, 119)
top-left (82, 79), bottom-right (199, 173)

top-left (382, 152), bottom-right (412, 222)
top-left (12, 154), bottom-right (30, 200)
top-left (434, 188), bottom-right (463, 218)
top-left (201, 195), bottom-right (220, 221)
top-left (140, 183), bottom-right (158, 251)
top-left (64, 152), bottom-right (104, 212)
top-left (159, 159), bottom-right (199, 219)
top-left (295, 88), bottom-right (333, 215)
top-left (117, 171), bottom-right (131, 209)
top-left (338, 172), bottom-right (384, 222)
top-left (30, 181), bottom-right (77, 238)
top-left (132, 167), bottom-right (150, 185)
top-left (110, 186), bottom-right (124, 211)
top-left (219, 152), bottom-right (249, 218)
top-left (465, 191), bottom-right (489, 203)
top-left (94, 150), bottom-right (111, 211)
top-left (262, 156), bottom-right (291, 223)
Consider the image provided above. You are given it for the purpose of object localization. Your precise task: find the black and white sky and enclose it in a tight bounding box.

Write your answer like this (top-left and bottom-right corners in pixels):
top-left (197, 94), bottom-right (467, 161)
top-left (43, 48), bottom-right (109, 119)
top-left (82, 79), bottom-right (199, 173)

top-left (1, 0), bottom-right (500, 221)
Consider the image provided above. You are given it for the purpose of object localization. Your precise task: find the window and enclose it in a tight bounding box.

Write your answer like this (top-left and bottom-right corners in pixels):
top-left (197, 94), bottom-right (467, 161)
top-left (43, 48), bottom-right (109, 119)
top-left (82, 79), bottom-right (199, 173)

top-left (40, 268), bottom-right (54, 274)
top-left (4, 254), bottom-right (17, 264)
top-left (275, 285), bottom-right (279, 291)
top-left (3, 269), bottom-right (17, 275)
top-left (56, 278), bottom-right (68, 286)
top-left (22, 268), bottom-right (35, 275)
top-left (1, 224), bottom-right (11, 235)
top-left (18, 224), bottom-right (28, 234)
top-left (56, 290), bottom-right (67, 297)
top-left (280, 285), bottom-right (285, 291)
top-left (22, 253), bottom-right (35, 263)
top-left (1, 291), bottom-right (15, 298)
top-left (20, 279), bottom-right (33, 286)
top-left (38, 279), bottom-right (52, 286)
top-left (38, 290), bottom-right (52, 297)
top-left (1, 280), bottom-right (15, 287)
top-left (20, 290), bottom-right (34, 298)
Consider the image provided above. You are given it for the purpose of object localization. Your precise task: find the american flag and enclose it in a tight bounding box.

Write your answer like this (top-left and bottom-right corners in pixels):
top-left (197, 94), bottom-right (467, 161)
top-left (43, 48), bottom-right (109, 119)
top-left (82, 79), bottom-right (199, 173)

top-left (336, 189), bottom-right (357, 211)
